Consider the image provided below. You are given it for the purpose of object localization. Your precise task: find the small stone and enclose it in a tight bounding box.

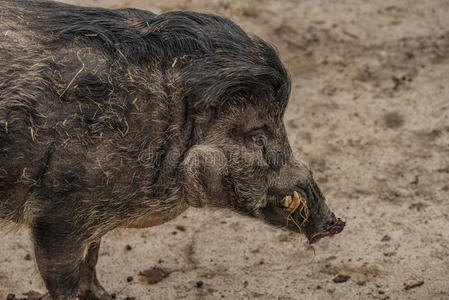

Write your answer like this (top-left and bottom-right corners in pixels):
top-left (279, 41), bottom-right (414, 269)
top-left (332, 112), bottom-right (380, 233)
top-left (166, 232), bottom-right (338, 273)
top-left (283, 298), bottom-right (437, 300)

top-left (6, 294), bottom-right (15, 300)
top-left (175, 225), bottom-right (186, 231)
top-left (333, 274), bottom-right (351, 283)
top-left (127, 276), bottom-right (134, 282)
top-left (404, 279), bottom-right (424, 290)
top-left (381, 235), bottom-right (391, 242)
top-left (139, 267), bottom-right (169, 284)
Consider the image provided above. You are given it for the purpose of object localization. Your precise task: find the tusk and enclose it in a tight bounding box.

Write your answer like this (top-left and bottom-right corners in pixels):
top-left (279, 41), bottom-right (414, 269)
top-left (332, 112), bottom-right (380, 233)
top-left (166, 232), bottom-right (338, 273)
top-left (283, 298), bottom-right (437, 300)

top-left (293, 191), bottom-right (300, 202)
top-left (282, 195), bottom-right (292, 207)
top-left (282, 191), bottom-right (308, 215)
top-left (287, 191), bottom-right (301, 213)
top-left (283, 191), bottom-right (310, 229)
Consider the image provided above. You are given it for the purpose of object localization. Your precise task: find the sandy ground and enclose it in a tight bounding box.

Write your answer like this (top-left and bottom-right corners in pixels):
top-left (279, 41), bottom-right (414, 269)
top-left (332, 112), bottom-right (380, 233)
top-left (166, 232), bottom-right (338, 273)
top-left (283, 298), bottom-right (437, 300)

top-left (1, 0), bottom-right (449, 299)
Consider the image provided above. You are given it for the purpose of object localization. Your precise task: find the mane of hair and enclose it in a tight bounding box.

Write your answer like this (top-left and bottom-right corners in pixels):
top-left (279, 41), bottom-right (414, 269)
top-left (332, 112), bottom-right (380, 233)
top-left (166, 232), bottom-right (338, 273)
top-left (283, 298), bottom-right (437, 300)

top-left (16, 0), bottom-right (291, 108)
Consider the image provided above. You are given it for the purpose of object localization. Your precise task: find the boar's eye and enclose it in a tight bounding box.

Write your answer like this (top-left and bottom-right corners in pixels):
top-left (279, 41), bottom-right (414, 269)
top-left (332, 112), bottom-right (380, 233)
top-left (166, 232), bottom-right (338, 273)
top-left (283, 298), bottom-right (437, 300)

top-left (244, 127), bottom-right (268, 151)
top-left (251, 134), bottom-right (266, 148)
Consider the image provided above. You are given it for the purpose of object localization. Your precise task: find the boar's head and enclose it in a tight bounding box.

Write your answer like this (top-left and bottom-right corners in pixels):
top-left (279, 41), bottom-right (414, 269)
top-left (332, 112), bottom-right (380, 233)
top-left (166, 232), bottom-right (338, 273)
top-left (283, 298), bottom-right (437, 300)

top-left (182, 99), bottom-right (344, 243)
top-left (164, 13), bottom-right (345, 243)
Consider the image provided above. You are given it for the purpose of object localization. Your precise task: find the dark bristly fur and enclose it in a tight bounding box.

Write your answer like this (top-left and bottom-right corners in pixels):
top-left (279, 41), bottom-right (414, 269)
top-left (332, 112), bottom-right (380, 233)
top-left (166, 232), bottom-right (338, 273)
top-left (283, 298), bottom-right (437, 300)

top-left (0, 1), bottom-right (343, 299)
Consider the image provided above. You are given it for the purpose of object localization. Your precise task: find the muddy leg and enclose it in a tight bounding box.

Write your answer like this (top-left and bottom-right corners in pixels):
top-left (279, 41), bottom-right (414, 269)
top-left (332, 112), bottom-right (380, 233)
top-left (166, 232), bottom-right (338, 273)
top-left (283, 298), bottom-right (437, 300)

top-left (79, 240), bottom-right (111, 300)
top-left (32, 218), bottom-right (83, 300)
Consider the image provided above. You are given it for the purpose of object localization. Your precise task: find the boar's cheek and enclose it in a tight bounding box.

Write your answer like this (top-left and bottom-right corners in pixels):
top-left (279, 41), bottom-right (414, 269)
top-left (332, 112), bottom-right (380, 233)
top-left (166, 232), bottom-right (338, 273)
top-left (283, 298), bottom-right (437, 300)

top-left (182, 145), bottom-right (228, 207)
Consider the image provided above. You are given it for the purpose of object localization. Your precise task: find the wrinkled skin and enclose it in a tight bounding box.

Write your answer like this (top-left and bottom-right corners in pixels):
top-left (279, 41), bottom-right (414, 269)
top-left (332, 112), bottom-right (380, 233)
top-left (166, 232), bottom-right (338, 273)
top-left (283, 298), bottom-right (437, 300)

top-left (183, 101), bottom-right (345, 243)
top-left (0, 1), bottom-right (344, 299)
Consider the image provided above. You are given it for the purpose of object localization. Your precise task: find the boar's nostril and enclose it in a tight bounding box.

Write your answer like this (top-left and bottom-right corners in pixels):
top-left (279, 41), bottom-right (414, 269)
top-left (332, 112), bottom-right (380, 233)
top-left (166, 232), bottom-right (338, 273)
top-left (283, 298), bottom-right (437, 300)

top-left (325, 220), bottom-right (336, 228)
top-left (324, 214), bottom-right (338, 228)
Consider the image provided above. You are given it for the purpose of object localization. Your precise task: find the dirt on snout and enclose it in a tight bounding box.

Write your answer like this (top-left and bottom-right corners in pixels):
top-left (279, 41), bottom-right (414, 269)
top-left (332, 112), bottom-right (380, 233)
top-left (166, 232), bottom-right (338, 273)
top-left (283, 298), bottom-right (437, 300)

top-left (1, 0), bottom-right (449, 299)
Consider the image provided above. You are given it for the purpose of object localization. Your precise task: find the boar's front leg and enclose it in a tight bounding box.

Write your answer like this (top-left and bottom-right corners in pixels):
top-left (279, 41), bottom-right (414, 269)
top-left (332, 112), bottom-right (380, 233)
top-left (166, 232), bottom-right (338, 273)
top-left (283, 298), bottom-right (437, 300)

top-left (79, 241), bottom-right (111, 300)
top-left (32, 217), bottom-right (85, 300)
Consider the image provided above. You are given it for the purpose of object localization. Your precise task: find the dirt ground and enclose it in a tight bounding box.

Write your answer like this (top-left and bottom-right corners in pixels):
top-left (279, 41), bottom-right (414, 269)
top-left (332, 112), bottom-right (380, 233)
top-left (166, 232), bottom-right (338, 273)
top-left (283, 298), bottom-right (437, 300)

top-left (1, 0), bottom-right (448, 299)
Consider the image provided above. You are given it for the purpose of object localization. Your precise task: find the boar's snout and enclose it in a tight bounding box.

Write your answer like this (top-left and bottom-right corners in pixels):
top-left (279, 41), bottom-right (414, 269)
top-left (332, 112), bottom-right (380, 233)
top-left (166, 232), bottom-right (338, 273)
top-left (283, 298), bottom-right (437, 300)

top-left (299, 180), bottom-right (345, 244)
top-left (262, 161), bottom-right (345, 244)
top-left (302, 212), bottom-right (345, 244)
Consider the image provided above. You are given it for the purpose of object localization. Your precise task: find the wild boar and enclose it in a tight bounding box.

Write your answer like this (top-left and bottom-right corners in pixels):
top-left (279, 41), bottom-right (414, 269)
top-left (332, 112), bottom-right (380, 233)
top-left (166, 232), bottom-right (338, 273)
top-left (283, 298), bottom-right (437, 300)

top-left (0, 0), bottom-right (345, 299)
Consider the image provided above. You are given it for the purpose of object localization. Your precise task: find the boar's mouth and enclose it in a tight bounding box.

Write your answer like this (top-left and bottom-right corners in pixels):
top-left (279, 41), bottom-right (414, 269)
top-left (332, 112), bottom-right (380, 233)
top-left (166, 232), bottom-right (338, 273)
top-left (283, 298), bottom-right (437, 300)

top-left (302, 213), bottom-right (345, 244)
top-left (259, 191), bottom-right (345, 244)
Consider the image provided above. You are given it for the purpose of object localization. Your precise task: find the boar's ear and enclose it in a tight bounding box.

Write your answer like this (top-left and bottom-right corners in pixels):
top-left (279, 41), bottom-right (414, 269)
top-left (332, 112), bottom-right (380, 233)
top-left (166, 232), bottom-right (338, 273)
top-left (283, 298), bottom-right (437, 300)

top-left (181, 145), bottom-right (228, 208)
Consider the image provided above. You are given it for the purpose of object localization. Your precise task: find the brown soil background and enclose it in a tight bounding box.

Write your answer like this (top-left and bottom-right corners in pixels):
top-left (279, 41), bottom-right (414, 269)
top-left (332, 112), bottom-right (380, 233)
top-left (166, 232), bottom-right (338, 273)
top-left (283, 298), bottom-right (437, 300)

top-left (1, 0), bottom-right (449, 299)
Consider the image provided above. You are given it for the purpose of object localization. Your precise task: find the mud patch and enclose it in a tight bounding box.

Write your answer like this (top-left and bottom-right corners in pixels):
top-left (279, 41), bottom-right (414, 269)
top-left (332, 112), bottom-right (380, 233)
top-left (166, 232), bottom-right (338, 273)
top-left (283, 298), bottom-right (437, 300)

top-left (139, 267), bottom-right (170, 284)
top-left (382, 112), bottom-right (405, 128)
